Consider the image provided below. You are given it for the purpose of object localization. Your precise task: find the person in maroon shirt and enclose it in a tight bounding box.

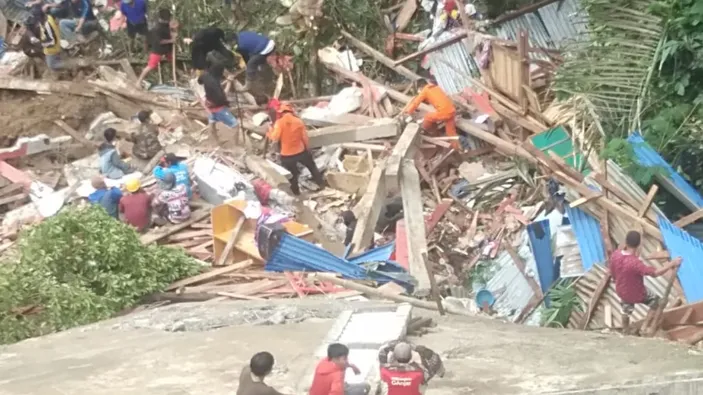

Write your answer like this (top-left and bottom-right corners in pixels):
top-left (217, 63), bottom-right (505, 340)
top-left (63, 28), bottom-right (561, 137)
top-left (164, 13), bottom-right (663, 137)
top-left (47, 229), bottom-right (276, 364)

top-left (119, 178), bottom-right (153, 232)
top-left (609, 230), bottom-right (681, 334)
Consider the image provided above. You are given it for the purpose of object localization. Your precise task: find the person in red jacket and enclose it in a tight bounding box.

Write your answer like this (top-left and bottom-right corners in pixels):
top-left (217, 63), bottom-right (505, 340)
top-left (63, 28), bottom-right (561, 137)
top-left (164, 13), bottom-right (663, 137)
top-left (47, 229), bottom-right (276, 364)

top-left (378, 341), bottom-right (444, 395)
top-left (609, 230), bottom-right (681, 334)
top-left (309, 343), bottom-right (368, 395)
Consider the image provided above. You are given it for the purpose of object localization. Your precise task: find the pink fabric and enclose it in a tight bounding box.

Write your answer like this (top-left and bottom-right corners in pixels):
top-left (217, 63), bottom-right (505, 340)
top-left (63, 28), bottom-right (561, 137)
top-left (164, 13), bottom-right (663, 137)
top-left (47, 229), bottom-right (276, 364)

top-left (110, 13), bottom-right (126, 32)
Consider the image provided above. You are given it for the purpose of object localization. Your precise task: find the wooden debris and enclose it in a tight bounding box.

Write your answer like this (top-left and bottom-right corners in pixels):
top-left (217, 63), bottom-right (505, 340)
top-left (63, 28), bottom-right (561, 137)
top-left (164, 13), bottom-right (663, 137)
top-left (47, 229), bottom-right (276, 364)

top-left (400, 159), bottom-right (431, 291)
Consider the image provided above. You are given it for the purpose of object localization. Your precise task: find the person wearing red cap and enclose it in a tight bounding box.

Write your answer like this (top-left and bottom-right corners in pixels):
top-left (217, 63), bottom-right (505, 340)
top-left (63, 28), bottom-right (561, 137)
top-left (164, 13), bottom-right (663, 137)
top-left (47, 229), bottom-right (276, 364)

top-left (266, 103), bottom-right (325, 196)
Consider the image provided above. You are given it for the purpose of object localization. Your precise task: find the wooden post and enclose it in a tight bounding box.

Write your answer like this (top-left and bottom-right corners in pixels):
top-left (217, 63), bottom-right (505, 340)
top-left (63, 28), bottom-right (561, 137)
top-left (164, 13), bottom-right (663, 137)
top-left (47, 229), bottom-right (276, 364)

top-left (422, 250), bottom-right (445, 315)
top-left (643, 268), bottom-right (678, 337)
top-left (517, 30), bottom-right (529, 113)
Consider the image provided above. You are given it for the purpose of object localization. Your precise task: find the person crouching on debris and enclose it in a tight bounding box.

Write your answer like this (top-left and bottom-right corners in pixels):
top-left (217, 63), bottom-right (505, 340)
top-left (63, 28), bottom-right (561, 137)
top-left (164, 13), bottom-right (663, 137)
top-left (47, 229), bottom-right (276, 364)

top-left (29, 5), bottom-right (63, 73)
top-left (266, 103), bottom-right (325, 196)
top-left (120, 0), bottom-right (149, 54)
top-left (610, 230), bottom-right (682, 334)
top-left (136, 8), bottom-right (178, 88)
top-left (310, 343), bottom-right (369, 395)
top-left (232, 30), bottom-right (275, 92)
top-left (88, 176), bottom-right (122, 219)
top-left (378, 341), bottom-right (444, 395)
top-left (236, 351), bottom-right (287, 395)
top-left (152, 172), bottom-right (190, 225)
top-left (99, 128), bottom-right (135, 180)
top-left (198, 62), bottom-right (239, 133)
top-left (59, 0), bottom-right (100, 44)
top-left (153, 152), bottom-right (192, 198)
top-left (132, 110), bottom-right (163, 161)
top-left (187, 26), bottom-right (235, 76)
top-left (119, 178), bottom-right (152, 232)
top-left (402, 77), bottom-right (459, 150)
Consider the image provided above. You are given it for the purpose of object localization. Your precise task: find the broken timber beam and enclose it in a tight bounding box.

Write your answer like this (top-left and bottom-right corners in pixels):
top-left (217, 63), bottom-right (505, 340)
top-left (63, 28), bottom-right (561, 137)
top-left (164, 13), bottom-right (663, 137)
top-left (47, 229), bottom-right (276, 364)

top-left (307, 119), bottom-right (399, 148)
top-left (245, 155), bottom-right (290, 191)
top-left (674, 208), bottom-right (703, 228)
top-left (141, 209), bottom-right (210, 245)
top-left (0, 77), bottom-right (96, 97)
top-left (386, 123), bottom-right (420, 188)
top-left (393, 32), bottom-right (469, 66)
top-left (400, 158), bottom-right (431, 291)
top-left (340, 30), bottom-right (422, 81)
top-left (54, 120), bottom-right (99, 149)
top-left (580, 271), bottom-right (611, 329)
top-left (350, 159), bottom-right (388, 254)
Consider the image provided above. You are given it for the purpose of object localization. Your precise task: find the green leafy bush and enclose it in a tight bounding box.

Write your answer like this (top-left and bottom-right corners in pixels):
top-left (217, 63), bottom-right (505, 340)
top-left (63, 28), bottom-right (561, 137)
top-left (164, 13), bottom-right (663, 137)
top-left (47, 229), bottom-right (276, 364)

top-left (0, 206), bottom-right (200, 344)
top-left (541, 279), bottom-right (582, 328)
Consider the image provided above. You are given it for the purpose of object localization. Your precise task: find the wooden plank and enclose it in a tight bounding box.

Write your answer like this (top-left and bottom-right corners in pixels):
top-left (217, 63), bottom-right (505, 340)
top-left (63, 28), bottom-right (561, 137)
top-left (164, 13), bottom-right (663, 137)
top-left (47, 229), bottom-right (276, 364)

top-left (54, 120), bottom-right (99, 149)
top-left (393, 0), bottom-right (418, 32)
top-left (167, 229), bottom-right (211, 242)
top-left (141, 210), bottom-right (211, 245)
top-left (638, 185), bottom-right (659, 217)
top-left (400, 159), bottom-right (431, 291)
top-left (386, 123), bottom-right (420, 188)
top-left (166, 259), bottom-right (254, 291)
top-left (0, 183), bottom-right (23, 198)
top-left (350, 159), bottom-right (388, 253)
top-left (215, 216), bottom-right (245, 266)
top-left (0, 77), bottom-right (96, 97)
top-left (340, 30), bottom-right (421, 81)
top-left (0, 193), bottom-right (27, 207)
top-left (119, 58), bottom-right (138, 82)
top-left (580, 271), bottom-right (611, 330)
top-left (674, 208), bottom-right (703, 228)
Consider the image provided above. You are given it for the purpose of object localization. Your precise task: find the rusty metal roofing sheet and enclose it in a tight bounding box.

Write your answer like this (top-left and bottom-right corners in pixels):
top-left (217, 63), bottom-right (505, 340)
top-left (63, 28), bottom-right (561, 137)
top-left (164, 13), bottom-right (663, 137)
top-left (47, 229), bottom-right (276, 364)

top-left (658, 217), bottom-right (703, 303)
top-left (421, 30), bottom-right (480, 96)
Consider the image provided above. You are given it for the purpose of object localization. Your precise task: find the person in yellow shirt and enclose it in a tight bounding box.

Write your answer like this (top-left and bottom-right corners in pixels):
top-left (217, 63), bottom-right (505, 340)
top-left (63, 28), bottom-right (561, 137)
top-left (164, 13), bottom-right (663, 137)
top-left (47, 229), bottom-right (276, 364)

top-left (29, 5), bottom-right (62, 72)
top-left (266, 103), bottom-right (325, 196)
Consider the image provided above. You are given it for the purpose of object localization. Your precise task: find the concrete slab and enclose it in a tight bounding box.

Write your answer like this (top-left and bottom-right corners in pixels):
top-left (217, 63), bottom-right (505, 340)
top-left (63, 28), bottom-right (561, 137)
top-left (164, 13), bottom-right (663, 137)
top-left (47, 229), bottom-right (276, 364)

top-left (307, 119), bottom-right (399, 149)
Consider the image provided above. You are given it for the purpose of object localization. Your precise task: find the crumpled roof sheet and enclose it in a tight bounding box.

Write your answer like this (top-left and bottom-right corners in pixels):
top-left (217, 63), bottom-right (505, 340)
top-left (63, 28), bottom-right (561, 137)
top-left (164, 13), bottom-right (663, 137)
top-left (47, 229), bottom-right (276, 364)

top-left (0, 0), bottom-right (28, 25)
top-left (627, 132), bottom-right (703, 210)
top-left (658, 216), bottom-right (703, 303)
top-left (491, 0), bottom-right (588, 50)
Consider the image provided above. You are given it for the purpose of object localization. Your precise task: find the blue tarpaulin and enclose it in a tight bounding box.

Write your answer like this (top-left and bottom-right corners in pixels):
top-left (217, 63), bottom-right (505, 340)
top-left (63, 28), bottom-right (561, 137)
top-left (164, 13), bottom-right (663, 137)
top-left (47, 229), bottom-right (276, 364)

top-left (658, 216), bottom-right (703, 303)
top-left (527, 220), bottom-right (556, 294)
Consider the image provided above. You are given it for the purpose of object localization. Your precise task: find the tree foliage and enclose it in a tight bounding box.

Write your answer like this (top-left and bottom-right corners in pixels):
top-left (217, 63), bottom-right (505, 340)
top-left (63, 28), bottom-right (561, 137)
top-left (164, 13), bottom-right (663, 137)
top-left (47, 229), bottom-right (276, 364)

top-left (0, 206), bottom-right (200, 344)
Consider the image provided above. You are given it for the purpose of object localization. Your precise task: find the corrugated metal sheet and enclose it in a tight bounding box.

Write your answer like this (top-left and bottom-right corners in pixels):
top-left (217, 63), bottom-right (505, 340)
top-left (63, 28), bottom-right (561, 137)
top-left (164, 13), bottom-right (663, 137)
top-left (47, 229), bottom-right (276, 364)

top-left (421, 30), bottom-right (480, 95)
top-left (266, 234), bottom-right (412, 286)
top-left (627, 132), bottom-right (703, 210)
top-left (484, 230), bottom-right (539, 324)
top-left (565, 205), bottom-right (606, 271)
top-left (0, 0), bottom-right (28, 24)
top-left (658, 216), bottom-right (703, 303)
top-left (527, 219), bottom-right (555, 293)
top-left (554, 224), bottom-right (584, 277)
top-left (536, 0), bottom-right (588, 47)
top-left (491, 0), bottom-right (587, 51)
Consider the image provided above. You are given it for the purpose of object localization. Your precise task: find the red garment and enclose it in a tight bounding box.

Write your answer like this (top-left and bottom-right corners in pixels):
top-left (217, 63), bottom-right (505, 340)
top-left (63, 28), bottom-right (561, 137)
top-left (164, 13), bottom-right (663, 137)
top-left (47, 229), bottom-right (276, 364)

top-left (609, 249), bottom-right (656, 304)
top-left (380, 366), bottom-right (424, 395)
top-left (309, 359), bottom-right (345, 395)
top-left (119, 191), bottom-right (152, 231)
top-left (443, 0), bottom-right (457, 12)
top-left (147, 52), bottom-right (173, 69)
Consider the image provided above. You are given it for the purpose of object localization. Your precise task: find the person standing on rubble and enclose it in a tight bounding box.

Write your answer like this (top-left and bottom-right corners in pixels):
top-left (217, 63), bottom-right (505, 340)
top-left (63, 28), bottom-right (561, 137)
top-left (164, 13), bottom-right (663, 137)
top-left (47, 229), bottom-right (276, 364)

top-left (58, 0), bottom-right (100, 44)
top-left (266, 103), bottom-right (325, 196)
top-left (186, 26), bottom-right (235, 76)
top-left (309, 343), bottom-right (369, 395)
top-left (236, 351), bottom-right (288, 395)
top-left (119, 178), bottom-right (152, 232)
top-left (152, 172), bottom-right (191, 225)
top-left (120, 0), bottom-right (149, 54)
top-left (153, 153), bottom-right (192, 198)
top-left (403, 77), bottom-right (459, 150)
top-left (136, 8), bottom-right (178, 87)
top-left (88, 176), bottom-right (122, 219)
top-left (609, 230), bottom-right (682, 334)
top-left (99, 128), bottom-right (135, 179)
top-left (27, 5), bottom-right (63, 72)
top-left (198, 62), bottom-right (239, 132)
top-left (132, 110), bottom-right (163, 161)
top-left (232, 30), bottom-right (275, 92)
top-left (377, 341), bottom-right (444, 395)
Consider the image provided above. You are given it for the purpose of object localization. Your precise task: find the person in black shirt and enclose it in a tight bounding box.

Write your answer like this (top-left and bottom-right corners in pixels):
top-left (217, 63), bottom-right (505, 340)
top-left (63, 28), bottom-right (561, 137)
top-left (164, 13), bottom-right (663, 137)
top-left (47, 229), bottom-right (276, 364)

top-left (188, 26), bottom-right (234, 76)
top-left (136, 8), bottom-right (178, 87)
top-left (198, 63), bottom-right (239, 132)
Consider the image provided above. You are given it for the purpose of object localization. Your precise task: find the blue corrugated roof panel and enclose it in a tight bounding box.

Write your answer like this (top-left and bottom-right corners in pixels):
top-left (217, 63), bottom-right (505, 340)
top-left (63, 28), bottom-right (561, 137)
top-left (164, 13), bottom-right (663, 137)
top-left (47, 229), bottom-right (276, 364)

top-left (565, 205), bottom-right (606, 271)
top-left (265, 234), bottom-right (412, 287)
top-left (627, 132), bottom-right (703, 209)
top-left (527, 219), bottom-right (555, 293)
top-left (658, 216), bottom-right (703, 302)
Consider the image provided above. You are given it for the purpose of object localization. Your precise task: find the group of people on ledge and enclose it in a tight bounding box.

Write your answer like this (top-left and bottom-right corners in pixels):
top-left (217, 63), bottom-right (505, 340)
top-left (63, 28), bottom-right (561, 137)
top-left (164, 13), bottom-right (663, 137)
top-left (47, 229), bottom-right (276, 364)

top-left (237, 341), bottom-right (444, 395)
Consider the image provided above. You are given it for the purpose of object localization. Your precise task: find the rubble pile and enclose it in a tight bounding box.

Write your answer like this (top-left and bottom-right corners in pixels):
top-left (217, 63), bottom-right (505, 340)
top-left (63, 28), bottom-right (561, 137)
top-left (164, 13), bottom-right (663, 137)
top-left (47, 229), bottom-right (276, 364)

top-left (2, 0), bottom-right (703, 346)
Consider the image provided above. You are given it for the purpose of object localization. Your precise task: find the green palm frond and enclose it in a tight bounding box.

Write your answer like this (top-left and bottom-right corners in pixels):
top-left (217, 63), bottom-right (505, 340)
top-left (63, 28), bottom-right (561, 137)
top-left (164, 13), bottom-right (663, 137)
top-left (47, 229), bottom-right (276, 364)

top-left (554, 0), bottom-right (666, 137)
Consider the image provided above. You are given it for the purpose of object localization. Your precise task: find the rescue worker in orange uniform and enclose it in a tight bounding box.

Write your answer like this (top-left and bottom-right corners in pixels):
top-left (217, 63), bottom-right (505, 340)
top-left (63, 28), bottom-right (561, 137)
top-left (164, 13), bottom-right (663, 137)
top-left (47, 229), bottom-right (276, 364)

top-left (266, 103), bottom-right (325, 196)
top-left (403, 78), bottom-right (459, 150)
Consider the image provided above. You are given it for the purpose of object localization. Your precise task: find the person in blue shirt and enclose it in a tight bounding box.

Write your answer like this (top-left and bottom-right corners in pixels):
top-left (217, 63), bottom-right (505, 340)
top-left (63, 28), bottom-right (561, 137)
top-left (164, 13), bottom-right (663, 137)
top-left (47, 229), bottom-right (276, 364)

top-left (120, 0), bottom-right (148, 53)
top-left (59, 0), bottom-right (99, 44)
top-left (233, 31), bottom-right (275, 92)
top-left (88, 176), bottom-right (122, 218)
top-left (153, 153), bottom-right (192, 198)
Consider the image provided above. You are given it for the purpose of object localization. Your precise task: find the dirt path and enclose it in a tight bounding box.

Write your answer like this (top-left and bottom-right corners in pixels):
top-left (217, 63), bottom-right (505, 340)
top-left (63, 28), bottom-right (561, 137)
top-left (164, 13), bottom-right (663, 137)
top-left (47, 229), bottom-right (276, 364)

top-left (0, 300), bottom-right (700, 394)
